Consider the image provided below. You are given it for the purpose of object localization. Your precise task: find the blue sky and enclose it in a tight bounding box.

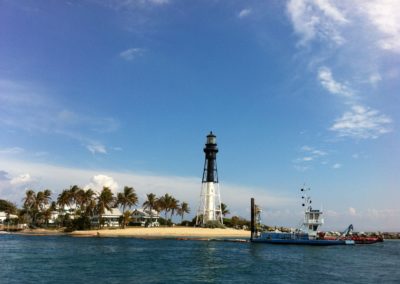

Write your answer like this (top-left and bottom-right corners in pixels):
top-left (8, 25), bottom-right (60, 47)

top-left (0, 0), bottom-right (399, 231)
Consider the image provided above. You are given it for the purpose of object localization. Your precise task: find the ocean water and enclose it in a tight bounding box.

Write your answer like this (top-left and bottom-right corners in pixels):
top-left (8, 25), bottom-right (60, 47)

top-left (0, 235), bottom-right (399, 283)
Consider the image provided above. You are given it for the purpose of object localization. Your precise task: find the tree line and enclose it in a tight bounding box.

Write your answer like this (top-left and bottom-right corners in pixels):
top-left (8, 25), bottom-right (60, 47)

top-left (0, 185), bottom-right (191, 230)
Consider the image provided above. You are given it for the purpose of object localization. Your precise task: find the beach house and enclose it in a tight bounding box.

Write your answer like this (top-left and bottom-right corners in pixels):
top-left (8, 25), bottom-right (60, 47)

top-left (0, 211), bottom-right (18, 224)
top-left (131, 209), bottom-right (160, 227)
top-left (91, 208), bottom-right (122, 228)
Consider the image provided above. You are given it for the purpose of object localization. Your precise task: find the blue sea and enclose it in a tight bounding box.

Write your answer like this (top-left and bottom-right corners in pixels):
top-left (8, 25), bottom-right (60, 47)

top-left (1, 234), bottom-right (399, 283)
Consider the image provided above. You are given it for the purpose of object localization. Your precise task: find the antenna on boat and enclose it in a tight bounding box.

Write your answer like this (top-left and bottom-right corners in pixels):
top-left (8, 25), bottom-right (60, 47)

top-left (301, 185), bottom-right (312, 210)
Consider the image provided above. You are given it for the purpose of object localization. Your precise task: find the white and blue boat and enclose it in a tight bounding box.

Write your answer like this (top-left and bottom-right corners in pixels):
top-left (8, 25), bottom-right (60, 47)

top-left (250, 187), bottom-right (354, 246)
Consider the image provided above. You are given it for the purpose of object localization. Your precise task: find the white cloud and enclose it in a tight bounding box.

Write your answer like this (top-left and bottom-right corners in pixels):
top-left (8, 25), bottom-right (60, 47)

top-left (0, 170), bottom-right (37, 202)
top-left (286, 0), bottom-right (348, 45)
top-left (330, 105), bottom-right (392, 139)
top-left (301, 145), bottom-right (327, 156)
top-left (332, 163), bottom-right (341, 169)
top-left (10, 173), bottom-right (34, 185)
top-left (85, 174), bottom-right (119, 194)
top-left (294, 145), bottom-right (328, 171)
top-left (348, 207), bottom-right (356, 216)
top-left (119, 48), bottom-right (145, 61)
top-left (0, 159), bottom-right (294, 221)
top-left (363, 0), bottom-right (400, 53)
top-left (314, 0), bottom-right (347, 24)
top-left (368, 73), bottom-right (382, 85)
top-left (0, 79), bottom-right (118, 154)
top-left (145, 0), bottom-right (169, 5)
top-left (365, 208), bottom-right (400, 219)
top-left (0, 147), bottom-right (24, 155)
top-left (325, 207), bottom-right (400, 231)
top-left (238, 8), bottom-right (252, 19)
top-left (318, 67), bottom-right (354, 97)
top-left (86, 143), bottom-right (107, 155)
top-left (95, 0), bottom-right (169, 9)
top-left (325, 209), bottom-right (339, 217)
top-left (301, 145), bottom-right (313, 151)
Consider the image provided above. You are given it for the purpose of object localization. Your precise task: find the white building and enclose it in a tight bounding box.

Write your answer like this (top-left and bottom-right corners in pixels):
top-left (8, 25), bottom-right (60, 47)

top-left (91, 208), bottom-right (122, 228)
top-left (131, 209), bottom-right (160, 227)
top-left (0, 211), bottom-right (18, 224)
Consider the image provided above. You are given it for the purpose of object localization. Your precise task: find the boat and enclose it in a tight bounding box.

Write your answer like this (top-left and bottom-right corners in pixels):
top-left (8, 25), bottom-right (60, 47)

top-left (250, 187), bottom-right (354, 246)
top-left (322, 224), bottom-right (384, 244)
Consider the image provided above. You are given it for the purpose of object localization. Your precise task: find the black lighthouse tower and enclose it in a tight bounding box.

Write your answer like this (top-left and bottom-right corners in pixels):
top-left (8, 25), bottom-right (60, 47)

top-left (202, 131), bottom-right (219, 183)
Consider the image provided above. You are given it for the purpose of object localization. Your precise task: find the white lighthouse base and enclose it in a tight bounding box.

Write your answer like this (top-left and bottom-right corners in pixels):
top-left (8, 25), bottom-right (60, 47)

top-left (196, 182), bottom-right (223, 226)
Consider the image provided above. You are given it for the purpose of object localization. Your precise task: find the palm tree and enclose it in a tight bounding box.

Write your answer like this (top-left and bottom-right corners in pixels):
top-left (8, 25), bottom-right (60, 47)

top-left (23, 190), bottom-right (36, 223)
top-left (68, 185), bottom-right (81, 214)
top-left (43, 201), bottom-right (56, 227)
top-left (122, 210), bottom-right (132, 228)
top-left (57, 189), bottom-right (70, 208)
top-left (57, 189), bottom-right (71, 224)
top-left (82, 189), bottom-right (96, 218)
top-left (143, 193), bottom-right (158, 224)
top-left (34, 190), bottom-right (52, 225)
top-left (220, 203), bottom-right (230, 217)
top-left (178, 202), bottom-right (190, 223)
top-left (169, 197), bottom-right (179, 222)
top-left (41, 189), bottom-right (52, 209)
top-left (116, 186), bottom-right (138, 228)
top-left (96, 187), bottom-right (115, 228)
top-left (157, 193), bottom-right (173, 220)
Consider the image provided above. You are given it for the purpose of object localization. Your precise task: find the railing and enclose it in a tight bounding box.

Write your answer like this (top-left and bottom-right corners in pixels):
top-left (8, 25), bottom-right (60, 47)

top-left (304, 219), bottom-right (324, 224)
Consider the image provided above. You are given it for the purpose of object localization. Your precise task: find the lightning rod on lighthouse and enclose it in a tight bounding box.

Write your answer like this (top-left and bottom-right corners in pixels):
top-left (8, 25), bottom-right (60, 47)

top-left (196, 131), bottom-right (223, 226)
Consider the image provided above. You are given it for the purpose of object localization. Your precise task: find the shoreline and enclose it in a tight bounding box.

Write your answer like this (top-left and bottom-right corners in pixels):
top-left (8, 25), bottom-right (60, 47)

top-left (5, 227), bottom-right (400, 240)
top-left (10, 227), bottom-right (251, 240)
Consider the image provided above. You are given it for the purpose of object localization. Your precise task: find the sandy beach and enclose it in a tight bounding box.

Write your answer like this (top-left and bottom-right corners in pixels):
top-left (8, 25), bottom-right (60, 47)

top-left (70, 227), bottom-right (251, 239)
top-left (13, 227), bottom-right (251, 239)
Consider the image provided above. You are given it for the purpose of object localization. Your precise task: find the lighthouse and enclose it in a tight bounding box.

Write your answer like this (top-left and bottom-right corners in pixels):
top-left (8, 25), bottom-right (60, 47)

top-left (196, 131), bottom-right (223, 226)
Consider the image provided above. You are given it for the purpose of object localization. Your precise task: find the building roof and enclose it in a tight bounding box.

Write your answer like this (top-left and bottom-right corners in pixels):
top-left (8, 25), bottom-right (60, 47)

top-left (101, 208), bottom-right (122, 217)
top-left (131, 208), bottom-right (159, 218)
top-left (0, 211), bottom-right (18, 219)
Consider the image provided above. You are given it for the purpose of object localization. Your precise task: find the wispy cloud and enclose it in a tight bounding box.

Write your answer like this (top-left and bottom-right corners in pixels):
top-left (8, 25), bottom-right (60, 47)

top-left (287, 1), bottom-right (396, 144)
top-left (92, 0), bottom-right (170, 10)
top-left (147, 0), bottom-right (169, 5)
top-left (318, 68), bottom-right (392, 140)
top-left (294, 145), bottom-right (328, 171)
top-left (119, 48), bottom-right (145, 61)
top-left (0, 147), bottom-right (24, 155)
top-left (301, 145), bottom-right (327, 157)
top-left (368, 73), bottom-right (382, 85)
top-left (330, 105), bottom-right (392, 139)
top-left (286, 0), bottom-right (348, 46)
top-left (0, 79), bottom-right (119, 153)
top-left (238, 8), bottom-right (252, 19)
top-left (332, 163), bottom-right (341, 169)
top-left (318, 66), bottom-right (354, 97)
top-left (86, 143), bottom-right (107, 155)
top-left (363, 0), bottom-right (400, 53)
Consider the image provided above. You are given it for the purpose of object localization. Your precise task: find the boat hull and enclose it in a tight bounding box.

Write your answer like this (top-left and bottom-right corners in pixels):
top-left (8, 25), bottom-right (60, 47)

top-left (251, 238), bottom-right (354, 245)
